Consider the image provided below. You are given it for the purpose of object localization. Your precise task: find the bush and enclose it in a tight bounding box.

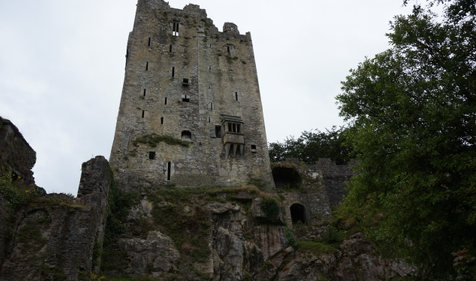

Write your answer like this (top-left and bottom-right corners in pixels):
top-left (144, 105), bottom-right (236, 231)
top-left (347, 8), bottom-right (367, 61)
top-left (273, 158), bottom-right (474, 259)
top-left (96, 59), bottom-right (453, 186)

top-left (261, 198), bottom-right (279, 218)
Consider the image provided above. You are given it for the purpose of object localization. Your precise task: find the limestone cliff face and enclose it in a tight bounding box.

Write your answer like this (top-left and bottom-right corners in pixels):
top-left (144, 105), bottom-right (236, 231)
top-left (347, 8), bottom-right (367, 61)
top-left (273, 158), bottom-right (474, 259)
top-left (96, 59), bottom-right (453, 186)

top-left (101, 188), bottom-right (413, 281)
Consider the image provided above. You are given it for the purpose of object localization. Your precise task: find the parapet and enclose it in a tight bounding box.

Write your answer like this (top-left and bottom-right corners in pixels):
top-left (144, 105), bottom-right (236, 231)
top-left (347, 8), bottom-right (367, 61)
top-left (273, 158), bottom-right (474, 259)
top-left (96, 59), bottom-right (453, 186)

top-left (223, 22), bottom-right (239, 34)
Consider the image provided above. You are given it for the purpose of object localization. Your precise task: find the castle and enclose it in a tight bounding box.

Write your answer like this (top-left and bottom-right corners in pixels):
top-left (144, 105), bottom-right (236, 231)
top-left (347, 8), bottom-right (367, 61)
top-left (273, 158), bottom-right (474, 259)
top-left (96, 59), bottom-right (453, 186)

top-left (109, 0), bottom-right (274, 190)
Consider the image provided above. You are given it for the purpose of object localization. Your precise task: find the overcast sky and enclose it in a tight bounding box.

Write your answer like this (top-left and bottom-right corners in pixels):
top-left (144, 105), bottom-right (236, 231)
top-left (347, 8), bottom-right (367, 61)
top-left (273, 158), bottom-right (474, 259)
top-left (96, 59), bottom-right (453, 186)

top-left (0, 0), bottom-right (413, 195)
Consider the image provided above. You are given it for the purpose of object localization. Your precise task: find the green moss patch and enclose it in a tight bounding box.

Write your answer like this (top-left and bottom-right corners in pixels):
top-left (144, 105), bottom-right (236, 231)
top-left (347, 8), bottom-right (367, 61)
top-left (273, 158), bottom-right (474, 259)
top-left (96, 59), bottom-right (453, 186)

top-left (132, 133), bottom-right (190, 148)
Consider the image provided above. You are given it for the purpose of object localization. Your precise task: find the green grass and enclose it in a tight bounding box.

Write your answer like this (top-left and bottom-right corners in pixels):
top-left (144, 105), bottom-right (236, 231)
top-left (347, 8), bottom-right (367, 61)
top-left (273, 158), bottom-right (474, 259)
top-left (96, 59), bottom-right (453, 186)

top-left (297, 240), bottom-right (339, 254)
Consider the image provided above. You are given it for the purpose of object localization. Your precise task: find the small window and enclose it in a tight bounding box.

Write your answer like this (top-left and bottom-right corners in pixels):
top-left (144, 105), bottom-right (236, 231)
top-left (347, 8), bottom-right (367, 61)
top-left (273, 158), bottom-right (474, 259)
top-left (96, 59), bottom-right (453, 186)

top-left (181, 130), bottom-right (192, 141)
top-left (227, 122), bottom-right (241, 133)
top-left (169, 45), bottom-right (173, 52)
top-left (235, 92), bottom-right (238, 101)
top-left (182, 95), bottom-right (190, 102)
top-left (182, 78), bottom-right (189, 86)
top-left (148, 37), bottom-right (151, 47)
top-left (141, 110), bottom-right (145, 118)
top-left (165, 97), bottom-right (168, 105)
top-left (143, 89), bottom-right (146, 96)
top-left (251, 145), bottom-right (257, 153)
top-left (171, 67), bottom-right (175, 78)
top-left (149, 152), bottom-right (156, 159)
top-left (167, 161), bottom-right (171, 181)
top-left (172, 21), bottom-right (180, 36)
top-left (208, 102), bottom-right (213, 110)
top-left (215, 125), bottom-right (222, 138)
top-left (227, 45), bottom-right (231, 54)
top-left (145, 62), bottom-right (149, 71)
top-left (161, 117), bottom-right (164, 124)
top-left (208, 117), bottom-right (211, 123)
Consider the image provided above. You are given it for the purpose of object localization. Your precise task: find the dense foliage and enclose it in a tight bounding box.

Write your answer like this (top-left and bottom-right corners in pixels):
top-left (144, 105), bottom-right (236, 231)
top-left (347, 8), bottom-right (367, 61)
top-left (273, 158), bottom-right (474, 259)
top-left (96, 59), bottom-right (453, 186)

top-left (337, 0), bottom-right (476, 278)
top-left (268, 126), bottom-right (353, 164)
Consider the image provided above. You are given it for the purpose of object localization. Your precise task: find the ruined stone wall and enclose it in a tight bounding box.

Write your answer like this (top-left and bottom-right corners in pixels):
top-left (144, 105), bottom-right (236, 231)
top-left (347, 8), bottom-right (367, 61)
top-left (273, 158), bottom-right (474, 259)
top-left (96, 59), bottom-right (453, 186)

top-left (316, 158), bottom-right (357, 206)
top-left (0, 117), bottom-right (35, 185)
top-left (0, 156), bottom-right (112, 281)
top-left (109, 0), bottom-right (274, 191)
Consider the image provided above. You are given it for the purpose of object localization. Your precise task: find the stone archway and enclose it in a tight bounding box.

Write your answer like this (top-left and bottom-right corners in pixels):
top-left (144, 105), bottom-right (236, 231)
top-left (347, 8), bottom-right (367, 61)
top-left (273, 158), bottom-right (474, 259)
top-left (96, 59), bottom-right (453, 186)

top-left (290, 203), bottom-right (306, 225)
top-left (272, 167), bottom-right (302, 190)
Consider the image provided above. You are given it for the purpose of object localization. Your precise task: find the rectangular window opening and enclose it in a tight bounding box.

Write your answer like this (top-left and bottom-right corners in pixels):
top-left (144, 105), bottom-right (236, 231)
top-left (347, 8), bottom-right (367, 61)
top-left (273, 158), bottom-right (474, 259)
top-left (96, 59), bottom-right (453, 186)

top-left (237, 124), bottom-right (241, 133)
top-left (215, 125), bottom-right (222, 138)
top-left (165, 97), bottom-right (168, 105)
top-left (227, 45), bottom-right (231, 54)
top-left (235, 92), bottom-right (238, 101)
top-left (228, 123), bottom-right (232, 132)
top-left (208, 117), bottom-right (211, 123)
top-left (143, 89), bottom-right (146, 96)
top-left (149, 152), bottom-right (156, 159)
top-left (160, 117), bottom-right (164, 124)
top-left (169, 45), bottom-right (173, 52)
top-left (148, 37), bottom-right (151, 47)
top-left (141, 110), bottom-right (145, 118)
top-left (182, 78), bottom-right (189, 86)
top-left (145, 62), bottom-right (149, 71)
top-left (172, 67), bottom-right (175, 78)
top-left (182, 95), bottom-right (190, 102)
top-left (172, 21), bottom-right (180, 36)
top-left (167, 162), bottom-right (171, 181)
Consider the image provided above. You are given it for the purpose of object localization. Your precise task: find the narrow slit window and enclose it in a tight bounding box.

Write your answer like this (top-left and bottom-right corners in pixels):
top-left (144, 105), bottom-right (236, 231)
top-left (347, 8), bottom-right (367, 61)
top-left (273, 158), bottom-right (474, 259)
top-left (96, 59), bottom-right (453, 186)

top-left (143, 89), bottom-right (146, 96)
top-left (208, 117), bottom-right (211, 123)
top-left (227, 45), bottom-right (231, 54)
top-left (145, 62), bottom-right (149, 70)
top-left (215, 125), bottom-right (222, 138)
top-left (171, 67), bottom-right (175, 78)
top-left (165, 97), bottom-right (168, 105)
top-left (169, 45), bottom-right (173, 52)
top-left (149, 152), bottom-right (155, 159)
top-left (182, 95), bottom-right (190, 102)
top-left (148, 37), bottom-right (151, 47)
top-left (235, 92), bottom-right (238, 101)
top-left (167, 162), bottom-right (171, 180)
top-left (172, 21), bottom-right (180, 36)
top-left (160, 117), bottom-right (164, 124)
top-left (141, 110), bottom-right (145, 118)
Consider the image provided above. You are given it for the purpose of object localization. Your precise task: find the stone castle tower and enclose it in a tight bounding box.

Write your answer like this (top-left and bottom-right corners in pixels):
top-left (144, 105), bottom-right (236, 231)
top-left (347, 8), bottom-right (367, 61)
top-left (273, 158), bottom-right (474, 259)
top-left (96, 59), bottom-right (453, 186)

top-left (110, 0), bottom-right (274, 189)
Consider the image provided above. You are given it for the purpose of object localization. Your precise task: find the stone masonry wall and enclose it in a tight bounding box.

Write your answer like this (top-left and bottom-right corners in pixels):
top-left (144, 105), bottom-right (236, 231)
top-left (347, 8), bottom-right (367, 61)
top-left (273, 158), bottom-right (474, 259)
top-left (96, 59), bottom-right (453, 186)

top-left (316, 158), bottom-right (357, 206)
top-left (0, 156), bottom-right (112, 281)
top-left (109, 0), bottom-right (274, 191)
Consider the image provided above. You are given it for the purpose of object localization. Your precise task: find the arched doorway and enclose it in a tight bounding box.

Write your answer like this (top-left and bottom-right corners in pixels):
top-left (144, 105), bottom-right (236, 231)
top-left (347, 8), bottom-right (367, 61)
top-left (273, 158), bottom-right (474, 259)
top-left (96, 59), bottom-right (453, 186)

top-left (272, 167), bottom-right (302, 190)
top-left (290, 203), bottom-right (306, 225)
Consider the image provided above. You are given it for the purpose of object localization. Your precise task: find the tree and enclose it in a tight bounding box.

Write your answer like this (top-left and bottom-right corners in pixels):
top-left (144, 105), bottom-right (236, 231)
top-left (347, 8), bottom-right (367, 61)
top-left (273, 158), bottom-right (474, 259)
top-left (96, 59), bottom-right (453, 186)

top-left (337, 0), bottom-right (476, 278)
top-left (268, 126), bottom-right (353, 165)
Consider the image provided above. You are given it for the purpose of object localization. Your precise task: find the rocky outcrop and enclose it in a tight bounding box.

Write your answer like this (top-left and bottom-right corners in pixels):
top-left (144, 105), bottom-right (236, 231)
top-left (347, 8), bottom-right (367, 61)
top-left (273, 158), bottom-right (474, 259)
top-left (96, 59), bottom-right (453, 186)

top-left (0, 156), bottom-right (112, 281)
top-left (0, 117), bottom-right (36, 185)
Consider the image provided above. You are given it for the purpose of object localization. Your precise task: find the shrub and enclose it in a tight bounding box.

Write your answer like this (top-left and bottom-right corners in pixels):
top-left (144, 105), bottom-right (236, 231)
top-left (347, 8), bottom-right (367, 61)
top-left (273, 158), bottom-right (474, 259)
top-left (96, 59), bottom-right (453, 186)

top-left (261, 198), bottom-right (279, 218)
